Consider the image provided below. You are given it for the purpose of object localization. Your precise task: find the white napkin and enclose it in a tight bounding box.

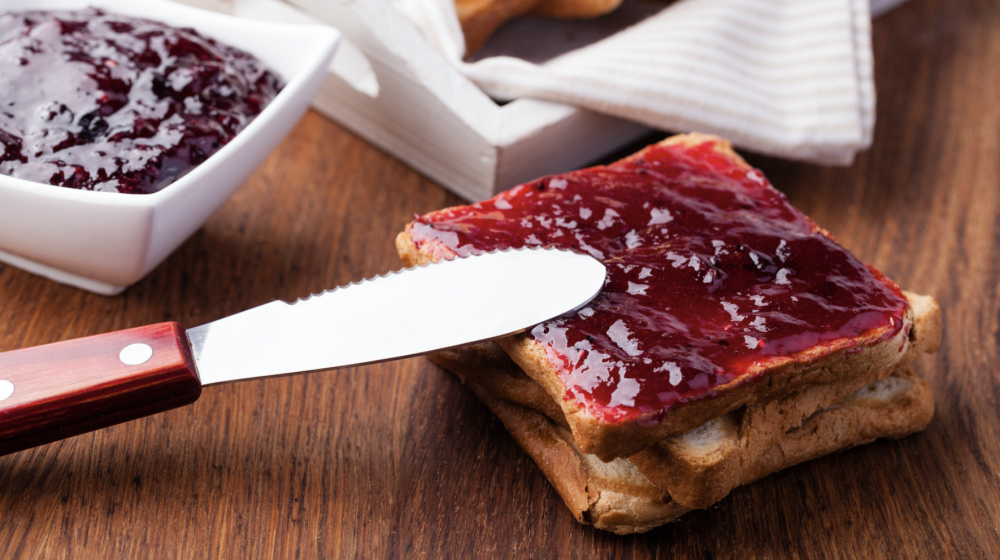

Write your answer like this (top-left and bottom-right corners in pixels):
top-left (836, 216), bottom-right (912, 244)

top-left (391, 0), bottom-right (875, 166)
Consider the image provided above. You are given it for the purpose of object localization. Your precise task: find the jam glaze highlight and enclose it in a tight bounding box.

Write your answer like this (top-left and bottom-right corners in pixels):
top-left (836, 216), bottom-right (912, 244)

top-left (0, 8), bottom-right (283, 194)
top-left (408, 137), bottom-right (909, 425)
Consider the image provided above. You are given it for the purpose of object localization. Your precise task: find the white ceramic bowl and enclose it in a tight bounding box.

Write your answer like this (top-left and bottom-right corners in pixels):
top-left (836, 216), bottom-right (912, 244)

top-left (0, 0), bottom-right (339, 294)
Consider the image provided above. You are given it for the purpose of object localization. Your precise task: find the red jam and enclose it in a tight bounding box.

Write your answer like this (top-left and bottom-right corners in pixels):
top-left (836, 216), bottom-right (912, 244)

top-left (409, 139), bottom-right (909, 423)
top-left (0, 8), bottom-right (283, 194)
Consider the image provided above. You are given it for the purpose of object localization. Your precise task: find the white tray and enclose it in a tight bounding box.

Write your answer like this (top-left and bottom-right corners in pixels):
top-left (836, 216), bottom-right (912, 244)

top-left (182, 0), bottom-right (910, 201)
top-left (180, 0), bottom-right (651, 201)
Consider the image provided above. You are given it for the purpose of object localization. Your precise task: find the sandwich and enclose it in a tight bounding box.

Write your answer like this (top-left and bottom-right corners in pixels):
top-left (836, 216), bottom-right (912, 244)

top-left (395, 133), bottom-right (941, 533)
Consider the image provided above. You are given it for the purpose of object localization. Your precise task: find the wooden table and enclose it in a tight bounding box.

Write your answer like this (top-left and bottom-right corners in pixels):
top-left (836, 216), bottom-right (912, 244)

top-left (0, 0), bottom-right (996, 557)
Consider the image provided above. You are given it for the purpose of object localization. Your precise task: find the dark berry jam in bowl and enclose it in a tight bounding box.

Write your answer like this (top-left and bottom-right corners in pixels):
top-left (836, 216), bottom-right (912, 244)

top-left (0, 0), bottom-right (339, 294)
top-left (1, 8), bottom-right (285, 194)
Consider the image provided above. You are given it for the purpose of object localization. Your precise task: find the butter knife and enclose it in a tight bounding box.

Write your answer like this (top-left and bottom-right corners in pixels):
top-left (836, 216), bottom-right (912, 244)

top-left (0, 248), bottom-right (605, 456)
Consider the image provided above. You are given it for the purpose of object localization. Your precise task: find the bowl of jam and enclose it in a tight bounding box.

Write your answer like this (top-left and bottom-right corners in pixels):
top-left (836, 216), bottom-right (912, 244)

top-left (0, 0), bottom-right (339, 294)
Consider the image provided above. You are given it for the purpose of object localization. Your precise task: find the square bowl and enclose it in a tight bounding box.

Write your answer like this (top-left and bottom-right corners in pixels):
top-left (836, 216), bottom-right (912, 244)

top-left (0, 0), bottom-right (340, 295)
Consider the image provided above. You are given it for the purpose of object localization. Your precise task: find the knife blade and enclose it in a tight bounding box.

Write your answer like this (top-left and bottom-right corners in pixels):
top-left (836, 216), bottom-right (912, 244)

top-left (0, 248), bottom-right (604, 456)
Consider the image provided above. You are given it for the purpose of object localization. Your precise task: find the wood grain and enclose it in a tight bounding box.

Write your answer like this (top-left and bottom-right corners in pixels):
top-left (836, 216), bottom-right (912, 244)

top-left (0, 0), bottom-right (996, 557)
top-left (0, 323), bottom-right (200, 457)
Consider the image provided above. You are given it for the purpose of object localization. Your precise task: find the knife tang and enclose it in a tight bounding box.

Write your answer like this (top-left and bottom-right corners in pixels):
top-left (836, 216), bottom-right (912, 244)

top-left (0, 322), bottom-right (201, 456)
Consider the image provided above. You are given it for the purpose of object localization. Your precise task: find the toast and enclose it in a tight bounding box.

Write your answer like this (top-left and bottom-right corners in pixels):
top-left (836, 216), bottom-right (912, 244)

top-left (430, 293), bottom-right (939, 510)
top-left (628, 294), bottom-right (940, 508)
top-left (398, 133), bottom-right (925, 461)
top-left (451, 364), bottom-right (934, 534)
top-left (456, 0), bottom-right (623, 55)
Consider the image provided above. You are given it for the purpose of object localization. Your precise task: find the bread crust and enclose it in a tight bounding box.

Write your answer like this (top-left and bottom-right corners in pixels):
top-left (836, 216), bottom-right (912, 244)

top-left (457, 370), bottom-right (690, 534)
top-left (455, 0), bottom-right (624, 55)
top-left (429, 343), bottom-right (569, 427)
top-left (456, 0), bottom-right (540, 55)
top-left (626, 292), bottom-right (940, 508)
top-left (528, 0), bottom-right (623, 18)
top-left (432, 294), bottom-right (938, 510)
top-left (496, 316), bottom-right (914, 461)
top-left (450, 366), bottom-right (934, 533)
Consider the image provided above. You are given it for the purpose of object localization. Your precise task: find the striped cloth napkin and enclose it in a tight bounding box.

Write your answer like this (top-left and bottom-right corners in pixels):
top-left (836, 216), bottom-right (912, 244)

top-left (392, 0), bottom-right (877, 166)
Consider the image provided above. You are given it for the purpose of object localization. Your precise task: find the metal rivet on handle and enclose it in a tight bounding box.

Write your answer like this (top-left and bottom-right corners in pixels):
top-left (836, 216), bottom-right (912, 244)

top-left (0, 380), bottom-right (13, 402)
top-left (120, 343), bottom-right (153, 366)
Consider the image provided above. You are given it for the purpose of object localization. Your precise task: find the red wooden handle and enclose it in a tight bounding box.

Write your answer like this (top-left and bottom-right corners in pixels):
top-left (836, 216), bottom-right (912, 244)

top-left (0, 322), bottom-right (201, 456)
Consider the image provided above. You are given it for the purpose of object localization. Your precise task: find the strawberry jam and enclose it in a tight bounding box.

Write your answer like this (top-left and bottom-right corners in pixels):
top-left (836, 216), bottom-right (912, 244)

top-left (0, 8), bottom-right (283, 194)
top-left (408, 138), bottom-right (909, 423)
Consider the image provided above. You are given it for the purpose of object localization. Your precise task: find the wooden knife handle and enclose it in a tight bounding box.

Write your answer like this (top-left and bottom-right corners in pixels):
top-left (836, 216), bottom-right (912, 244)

top-left (0, 322), bottom-right (201, 456)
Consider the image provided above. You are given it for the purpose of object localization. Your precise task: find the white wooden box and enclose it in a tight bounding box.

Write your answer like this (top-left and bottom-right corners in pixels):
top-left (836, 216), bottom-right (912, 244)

top-left (182, 0), bottom-right (909, 201)
top-left (179, 0), bottom-right (651, 201)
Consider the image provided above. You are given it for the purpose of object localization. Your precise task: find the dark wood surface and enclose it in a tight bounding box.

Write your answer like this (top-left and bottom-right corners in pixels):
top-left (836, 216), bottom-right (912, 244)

top-left (0, 0), bottom-right (996, 556)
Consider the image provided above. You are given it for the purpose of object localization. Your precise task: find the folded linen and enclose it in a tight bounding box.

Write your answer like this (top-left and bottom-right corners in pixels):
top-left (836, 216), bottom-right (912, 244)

top-left (391, 0), bottom-right (882, 165)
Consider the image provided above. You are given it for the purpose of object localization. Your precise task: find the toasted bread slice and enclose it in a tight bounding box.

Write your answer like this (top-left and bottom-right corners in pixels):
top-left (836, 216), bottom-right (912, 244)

top-left (628, 293), bottom-right (940, 508)
top-left (398, 133), bottom-right (925, 462)
top-left (430, 291), bottom-right (938, 510)
top-left (454, 368), bottom-right (934, 534)
top-left (429, 340), bottom-right (570, 427)
top-left (457, 0), bottom-right (540, 55)
top-left (456, 0), bottom-right (623, 55)
top-left (528, 0), bottom-right (623, 18)
top-left (488, 298), bottom-right (916, 460)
